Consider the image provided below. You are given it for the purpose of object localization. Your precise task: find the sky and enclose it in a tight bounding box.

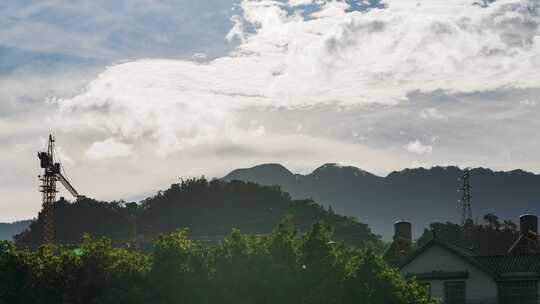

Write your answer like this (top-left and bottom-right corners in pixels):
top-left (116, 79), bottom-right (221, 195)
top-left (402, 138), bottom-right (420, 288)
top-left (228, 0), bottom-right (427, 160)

top-left (1, 0), bottom-right (539, 221)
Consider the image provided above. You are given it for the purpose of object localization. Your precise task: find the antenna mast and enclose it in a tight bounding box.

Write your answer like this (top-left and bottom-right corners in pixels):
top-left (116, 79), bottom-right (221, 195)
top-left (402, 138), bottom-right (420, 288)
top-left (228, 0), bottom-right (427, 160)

top-left (460, 167), bottom-right (473, 226)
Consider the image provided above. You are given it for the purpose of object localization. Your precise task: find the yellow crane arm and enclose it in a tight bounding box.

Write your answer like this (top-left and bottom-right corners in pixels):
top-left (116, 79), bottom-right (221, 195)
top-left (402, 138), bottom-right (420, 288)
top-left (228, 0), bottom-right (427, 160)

top-left (55, 172), bottom-right (80, 199)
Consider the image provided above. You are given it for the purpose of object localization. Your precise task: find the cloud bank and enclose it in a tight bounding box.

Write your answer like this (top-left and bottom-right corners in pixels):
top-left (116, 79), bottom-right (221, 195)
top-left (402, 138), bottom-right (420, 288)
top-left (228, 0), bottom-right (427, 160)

top-left (57, 0), bottom-right (540, 154)
top-left (2, 0), bottom-right (540, 222)
top-left (406, 140), bottom-right (433, 155)
top-left (85, 138), bottom-right (134, 160)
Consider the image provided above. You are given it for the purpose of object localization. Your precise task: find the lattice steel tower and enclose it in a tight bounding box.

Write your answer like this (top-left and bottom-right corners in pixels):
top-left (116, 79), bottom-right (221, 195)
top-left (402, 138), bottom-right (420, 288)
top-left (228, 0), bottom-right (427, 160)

top-left (38, 135), bottom-right (57, 244)
top-left (38, 134), bottom-right (81, 245)
top-left (460, 168), bottom-right (473, 226)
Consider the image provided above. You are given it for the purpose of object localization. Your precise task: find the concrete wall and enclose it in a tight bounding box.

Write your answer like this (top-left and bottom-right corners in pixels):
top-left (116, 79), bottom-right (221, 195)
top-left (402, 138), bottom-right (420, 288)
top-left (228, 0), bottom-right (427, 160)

top-left (400, 245), bottom-right (497, 303)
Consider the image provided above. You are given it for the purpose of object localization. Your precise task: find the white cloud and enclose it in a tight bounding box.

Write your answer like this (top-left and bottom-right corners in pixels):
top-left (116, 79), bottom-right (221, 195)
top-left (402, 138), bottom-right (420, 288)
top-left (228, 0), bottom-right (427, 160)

top-left (520, 99), bottom-right (538, 107)
top-left (2, 0), bottom-right (540, 222)
top-left (311, 1), bottom-right (350, 18)
top-left (55, 0), bottom-right (540, 157)
top-left (85, 138), bottom-right (134, 160)
top-left (0, 68), bottom-right (99, 117)
top-left (420, 108), bottom-right (447, 121)
top-left (405, 140), bottom-right (433, 155)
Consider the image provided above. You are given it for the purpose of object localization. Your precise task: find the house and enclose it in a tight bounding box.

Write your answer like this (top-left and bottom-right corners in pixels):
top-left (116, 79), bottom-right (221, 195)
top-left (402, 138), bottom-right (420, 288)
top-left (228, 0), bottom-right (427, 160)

top-left (384, 215), bottom-right (540, 304)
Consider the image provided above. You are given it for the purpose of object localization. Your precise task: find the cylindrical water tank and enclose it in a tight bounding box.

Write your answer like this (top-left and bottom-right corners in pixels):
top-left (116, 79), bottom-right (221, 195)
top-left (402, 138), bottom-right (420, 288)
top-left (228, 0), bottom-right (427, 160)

top-left (520, 214), bottom-right (538, 235)
top-left (394, 221), bottom-right (412, 255)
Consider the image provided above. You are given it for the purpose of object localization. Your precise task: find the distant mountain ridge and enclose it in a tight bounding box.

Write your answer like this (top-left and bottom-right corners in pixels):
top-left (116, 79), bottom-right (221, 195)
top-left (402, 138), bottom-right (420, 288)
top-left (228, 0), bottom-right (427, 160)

top-left (223, 163), bottom-right (540, 238)
top-left (0, 220), bottom-right (31, 240)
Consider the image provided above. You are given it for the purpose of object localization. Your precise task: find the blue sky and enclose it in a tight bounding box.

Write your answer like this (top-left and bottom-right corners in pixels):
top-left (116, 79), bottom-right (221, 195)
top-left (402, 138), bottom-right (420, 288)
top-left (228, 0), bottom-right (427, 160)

top-left (0, 0), bottom-right (386, 75)
top-left (0, 0), bottom-right (539, 222)
top-left (0, 1), bottom-right (241, 73)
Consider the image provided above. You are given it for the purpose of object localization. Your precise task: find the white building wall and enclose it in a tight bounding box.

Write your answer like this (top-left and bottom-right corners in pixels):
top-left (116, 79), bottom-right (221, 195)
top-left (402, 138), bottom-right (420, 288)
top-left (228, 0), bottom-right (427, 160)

top-left (400, 245), bottom-right (497, 303)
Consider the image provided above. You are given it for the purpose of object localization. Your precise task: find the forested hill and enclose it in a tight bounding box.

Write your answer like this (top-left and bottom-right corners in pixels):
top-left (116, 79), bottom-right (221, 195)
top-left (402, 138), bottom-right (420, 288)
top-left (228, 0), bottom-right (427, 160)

top-left (15, 178), bottom-right (382, 249)
top-left (223, 163), bottom-right (540, 238)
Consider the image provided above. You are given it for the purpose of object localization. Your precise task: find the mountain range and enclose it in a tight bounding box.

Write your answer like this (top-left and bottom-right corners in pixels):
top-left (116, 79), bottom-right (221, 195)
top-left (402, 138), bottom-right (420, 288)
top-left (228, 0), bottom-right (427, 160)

top-left (223, 163), bottom-right (540, 239)
top-left (3, 164), bottom-right (538, 242)
top-left (0, 220), bottom-right (31, 240)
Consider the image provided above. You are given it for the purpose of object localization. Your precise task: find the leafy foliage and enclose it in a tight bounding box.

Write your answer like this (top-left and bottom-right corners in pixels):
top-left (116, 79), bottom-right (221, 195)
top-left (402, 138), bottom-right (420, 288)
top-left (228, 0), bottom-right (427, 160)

top-left (417, 214), bottom-right (520, 254)
top-left (1, 223), bottom-right (435, 304)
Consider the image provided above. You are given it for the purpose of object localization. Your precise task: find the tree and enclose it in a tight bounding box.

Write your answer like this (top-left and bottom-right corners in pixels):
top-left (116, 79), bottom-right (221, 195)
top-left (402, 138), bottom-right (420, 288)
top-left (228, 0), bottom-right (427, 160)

top-left (150, 229), bottom-right (207, 304)
top-left (483, 213), bottom-right (500, 230)
top-left (16, 179), bottom-right (383, 252)
top-left (1, 221), bottom-right (435, 304)
top-left (343, 248), bottom-right (434, 304)
top-left (417, 214), bottom-right (519, 255)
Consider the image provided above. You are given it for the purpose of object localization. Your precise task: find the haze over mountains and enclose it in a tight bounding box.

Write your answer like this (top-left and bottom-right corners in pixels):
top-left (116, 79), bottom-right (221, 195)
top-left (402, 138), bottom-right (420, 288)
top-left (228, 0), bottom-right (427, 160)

top-left (223, 164), bottom-right (540, 238)
top-left (3, 163), bottom-right (538, 241)
top-left (0, 220), bottom-right (31, 240)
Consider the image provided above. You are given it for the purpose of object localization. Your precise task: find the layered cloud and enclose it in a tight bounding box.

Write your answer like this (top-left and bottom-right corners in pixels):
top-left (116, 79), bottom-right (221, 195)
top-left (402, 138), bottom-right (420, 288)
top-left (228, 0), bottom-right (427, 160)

top-left (56, 0), bottom-right (540, 154)
top-left (85, 138), bottom-right (134, 160)
top-left (406, 140), bottom-right (433, 155)
top-left (2, 0), bottom-right (539, 221)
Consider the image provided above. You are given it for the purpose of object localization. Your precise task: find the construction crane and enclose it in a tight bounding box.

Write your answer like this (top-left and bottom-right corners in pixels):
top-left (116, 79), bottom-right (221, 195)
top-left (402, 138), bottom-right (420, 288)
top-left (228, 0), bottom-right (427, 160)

top-left (38, 134), bottom-right (81, 244)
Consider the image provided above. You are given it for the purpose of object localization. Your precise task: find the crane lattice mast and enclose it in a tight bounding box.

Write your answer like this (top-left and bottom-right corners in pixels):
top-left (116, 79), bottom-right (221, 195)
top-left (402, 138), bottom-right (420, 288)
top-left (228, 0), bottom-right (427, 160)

top-left (460, 167), bottom-right (473, 226)
top-left (38, 134), bottom-right (81, 244)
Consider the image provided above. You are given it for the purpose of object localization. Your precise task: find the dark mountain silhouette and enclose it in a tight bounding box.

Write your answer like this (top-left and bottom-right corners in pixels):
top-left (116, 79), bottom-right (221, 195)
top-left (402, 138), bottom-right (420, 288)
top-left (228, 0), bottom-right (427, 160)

top-left (15, 178), bottom-right (382, 250)
top-left (223, 163), bottom-right (540, 238)
top-left (0, 220), bottom-right (31, 240)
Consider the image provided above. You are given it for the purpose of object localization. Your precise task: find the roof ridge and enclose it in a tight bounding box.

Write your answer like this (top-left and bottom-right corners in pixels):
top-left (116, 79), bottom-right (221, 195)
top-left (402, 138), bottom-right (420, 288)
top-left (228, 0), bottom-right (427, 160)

top-left (477, 253), bottom-right (540, 258)
top-left (398, 236), bottom-right (497, 278)
top-left (432, 236), bottom-right (477, 255)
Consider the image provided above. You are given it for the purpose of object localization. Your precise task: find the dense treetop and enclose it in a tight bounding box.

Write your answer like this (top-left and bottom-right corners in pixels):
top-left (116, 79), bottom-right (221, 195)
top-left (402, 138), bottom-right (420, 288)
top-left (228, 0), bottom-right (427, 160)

top-left (416, 213), bottom-right (520, 255)
top-left (16, 178), bottom-right (382, 250)
top-left (1, 222), bottom-right (435, 304)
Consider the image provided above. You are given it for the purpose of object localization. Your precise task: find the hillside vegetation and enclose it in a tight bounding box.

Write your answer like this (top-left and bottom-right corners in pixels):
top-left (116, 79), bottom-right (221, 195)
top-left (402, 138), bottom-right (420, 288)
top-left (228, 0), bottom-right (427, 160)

top-left (16, 178), bottom-right (382, 250)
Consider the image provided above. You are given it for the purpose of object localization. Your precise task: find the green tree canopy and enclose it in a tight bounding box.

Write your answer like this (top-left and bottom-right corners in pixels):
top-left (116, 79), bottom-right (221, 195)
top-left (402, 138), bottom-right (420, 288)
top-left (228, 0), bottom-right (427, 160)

top-left (1, 222), bottom-right (435, 304)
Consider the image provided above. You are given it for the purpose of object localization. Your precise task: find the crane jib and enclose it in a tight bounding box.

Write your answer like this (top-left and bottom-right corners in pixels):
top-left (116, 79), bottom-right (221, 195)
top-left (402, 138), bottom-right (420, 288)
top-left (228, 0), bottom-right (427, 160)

top-left (38, 134), bottom-right (81, 200)
top-left (55, 172), bottom-right (80, 198)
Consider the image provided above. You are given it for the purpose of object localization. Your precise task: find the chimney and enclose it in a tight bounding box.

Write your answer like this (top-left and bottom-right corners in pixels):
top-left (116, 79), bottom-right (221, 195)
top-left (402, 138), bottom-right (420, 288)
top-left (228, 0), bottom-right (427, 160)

top-left (394, 221), bottom-right (412, 256)
top-left (507, 214), bottom-right (539, 255)
top-left (520, 214), bottom-right (538, 238)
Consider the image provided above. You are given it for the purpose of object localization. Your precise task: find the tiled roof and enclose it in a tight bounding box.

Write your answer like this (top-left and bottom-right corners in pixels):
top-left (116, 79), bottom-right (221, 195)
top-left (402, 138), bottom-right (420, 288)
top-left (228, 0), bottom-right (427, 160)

top-left (475, 255), bottom-right (540, 275)
top-left (507, 233), bottom-right (540, 255)
top-left (395, 236), bottom-right (540, 278)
